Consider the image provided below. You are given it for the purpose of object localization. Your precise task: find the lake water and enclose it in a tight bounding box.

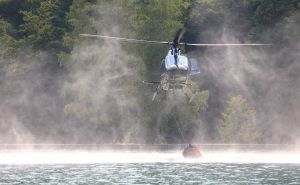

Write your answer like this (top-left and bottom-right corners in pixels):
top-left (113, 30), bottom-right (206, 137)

top-left (0, 150), bottom-right (299, 184)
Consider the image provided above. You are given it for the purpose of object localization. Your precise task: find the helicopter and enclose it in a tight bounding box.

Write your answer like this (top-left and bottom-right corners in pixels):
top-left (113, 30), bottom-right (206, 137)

top-left (80, 29), bottom-right (270, 101)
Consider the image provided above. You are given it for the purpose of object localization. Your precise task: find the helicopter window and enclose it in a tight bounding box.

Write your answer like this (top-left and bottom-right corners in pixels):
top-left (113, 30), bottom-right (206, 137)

top-left (165, 55), bottom-right (189, 71)
top-left (189, 58), bottom-right (200, 75)
top-left (177, 56), bottom-right (189, 70)
top-left (165, 55), bottom-right (176, 70)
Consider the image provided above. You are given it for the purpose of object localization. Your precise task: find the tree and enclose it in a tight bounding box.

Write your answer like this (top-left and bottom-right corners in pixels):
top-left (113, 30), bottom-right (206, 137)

top-left (125, 0), bottom-right (190, 76)
top-left (249, 0), bottom-right (299, 40)
top-left (0, 18), bottom-right (18, 58)
top-left (218, 95), bottom-right (261, 143)
top-left (20, 0), bottom-right (72, 53)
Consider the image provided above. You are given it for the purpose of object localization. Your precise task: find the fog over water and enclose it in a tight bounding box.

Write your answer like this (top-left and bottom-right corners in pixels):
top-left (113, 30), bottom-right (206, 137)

top-left (0, 149), bottom-right (299, 164)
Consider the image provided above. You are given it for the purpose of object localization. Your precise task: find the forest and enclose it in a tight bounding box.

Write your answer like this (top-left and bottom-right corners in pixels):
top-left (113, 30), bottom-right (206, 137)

top-left (0, 0), bottom-right (299, 144)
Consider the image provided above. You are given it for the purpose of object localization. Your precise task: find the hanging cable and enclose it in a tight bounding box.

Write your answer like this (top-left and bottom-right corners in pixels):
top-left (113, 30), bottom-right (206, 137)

top-left (174, 106), bottom-right (185, 142)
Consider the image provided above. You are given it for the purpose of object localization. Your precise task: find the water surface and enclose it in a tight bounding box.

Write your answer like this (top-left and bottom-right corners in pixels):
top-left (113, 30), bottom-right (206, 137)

top-left (0, 150), bottom-right (299, 184)
top-left (1, 163), bottom-right (299, 184)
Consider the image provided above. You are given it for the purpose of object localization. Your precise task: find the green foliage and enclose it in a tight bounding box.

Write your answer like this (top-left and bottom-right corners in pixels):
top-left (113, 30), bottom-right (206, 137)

top-left (20, 0), bottom-right (72, 53)
top-left (0, 18), bottom-right (18, 57)
top-left (249, 0), bottom-right (299, 40)
top-left (218, 95), bottom-right (261, 143)
top-left (0, 0), bottom-right (299, 143)
top-left (58, 0), bottom-right (97, 64)
top-left (125, 0), bottom-right (190, 75)
top-left (126, 0), bottom-right (189, 39)
top-left (155, 80), bottom-right (209, 143)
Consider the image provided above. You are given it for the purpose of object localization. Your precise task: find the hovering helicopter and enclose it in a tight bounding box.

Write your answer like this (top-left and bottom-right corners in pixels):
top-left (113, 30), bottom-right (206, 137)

top-left (80, 29), bottom-right (270, 101)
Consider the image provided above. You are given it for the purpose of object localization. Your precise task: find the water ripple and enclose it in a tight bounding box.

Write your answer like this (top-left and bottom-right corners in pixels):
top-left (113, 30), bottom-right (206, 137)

top-left (1, 163), bottom-right (299, 185)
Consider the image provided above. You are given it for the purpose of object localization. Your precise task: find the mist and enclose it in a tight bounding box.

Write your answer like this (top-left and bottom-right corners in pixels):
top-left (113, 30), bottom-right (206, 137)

top-left (0, 2), bottom-right (146, 144)
top-left (0, 51), bottom-right (64, 144)
top-left (61, 38), bottom-right (145, 144)
top-left (190, 8), bottom-right (300, 144)
top-left (0, 1), bottom-right (299, 145)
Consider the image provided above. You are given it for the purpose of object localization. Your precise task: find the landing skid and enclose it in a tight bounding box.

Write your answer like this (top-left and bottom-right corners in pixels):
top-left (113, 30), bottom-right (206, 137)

top-left (143, 79), bottom-right (193, 102)
top-left (142, 80), bottom-right (161, 84)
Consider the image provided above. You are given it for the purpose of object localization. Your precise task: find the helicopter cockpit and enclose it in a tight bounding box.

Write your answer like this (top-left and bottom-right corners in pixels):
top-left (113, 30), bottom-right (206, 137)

top-left (164, 49), bottom-right (189, 71)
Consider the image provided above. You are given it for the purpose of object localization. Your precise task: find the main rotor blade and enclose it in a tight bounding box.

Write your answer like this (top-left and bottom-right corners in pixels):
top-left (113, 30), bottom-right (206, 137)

top-left (80, 34), bottom-right (170, 45)
top-left (173, 28), bottom-right (185, 46)
top-left (180, 43), bottom-right (272, 46)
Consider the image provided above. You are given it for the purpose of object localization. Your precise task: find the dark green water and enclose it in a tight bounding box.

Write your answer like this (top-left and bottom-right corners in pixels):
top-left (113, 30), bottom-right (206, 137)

top-left (1, 163), bottom-right (299, 185)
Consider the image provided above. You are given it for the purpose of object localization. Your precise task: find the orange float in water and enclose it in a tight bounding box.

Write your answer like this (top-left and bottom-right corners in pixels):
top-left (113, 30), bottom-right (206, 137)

top-left (182, 144), bottom-right (201, 158)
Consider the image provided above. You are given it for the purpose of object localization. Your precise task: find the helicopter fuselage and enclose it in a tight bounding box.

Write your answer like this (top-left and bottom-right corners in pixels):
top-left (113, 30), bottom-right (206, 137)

top-left (144, 46), bottom-right (201, 100)
top-left (160, 48), bottom-right (190, 90)
top-left (79, 32), bottom-right (270, 101)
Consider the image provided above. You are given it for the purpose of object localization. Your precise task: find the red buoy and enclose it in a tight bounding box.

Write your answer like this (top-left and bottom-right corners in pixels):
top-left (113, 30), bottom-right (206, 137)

top-left (182, 144), bottom-right (201, 158)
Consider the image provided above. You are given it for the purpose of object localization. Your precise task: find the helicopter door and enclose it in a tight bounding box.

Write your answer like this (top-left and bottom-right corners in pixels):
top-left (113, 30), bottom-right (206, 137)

top-left (177, 55), bottom-right (189, 70)
top-left (165, 54), bottom-right (177, 70)
top-left (189, 58), bottom-right (200, 75)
